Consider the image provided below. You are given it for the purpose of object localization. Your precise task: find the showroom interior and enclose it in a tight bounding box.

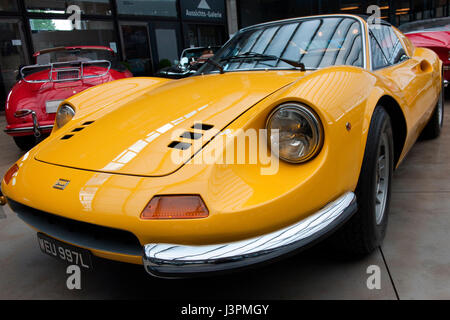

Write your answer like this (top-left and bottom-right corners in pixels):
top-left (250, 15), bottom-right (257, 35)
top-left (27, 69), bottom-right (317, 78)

top-left (0, 0), bottom-right (450, 302)
top-left (0, 0), bottom-right (229, 107)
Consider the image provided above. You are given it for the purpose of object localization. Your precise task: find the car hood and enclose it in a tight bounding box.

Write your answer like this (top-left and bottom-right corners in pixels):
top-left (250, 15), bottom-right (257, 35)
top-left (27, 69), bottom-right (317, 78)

top-left (35, 71), bottom-right (303, 176)
top-left (406, 31), bottom-right (450, 48)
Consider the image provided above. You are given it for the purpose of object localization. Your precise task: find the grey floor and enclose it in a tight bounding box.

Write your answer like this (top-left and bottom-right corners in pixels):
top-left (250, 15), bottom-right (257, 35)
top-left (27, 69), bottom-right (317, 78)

top-left (0, 101), bottom-right (449, 300)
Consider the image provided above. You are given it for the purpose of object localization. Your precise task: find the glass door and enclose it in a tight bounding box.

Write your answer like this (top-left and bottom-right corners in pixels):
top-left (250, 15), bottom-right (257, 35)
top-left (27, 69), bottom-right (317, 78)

top-left (183, 24), bottom-right (226, 48)
top-left (119, 22), bottom-right (153, 76)
top-left (151, 21), bottom-right (182, 73)
top-left (0, 18), bottom-right (29, 107)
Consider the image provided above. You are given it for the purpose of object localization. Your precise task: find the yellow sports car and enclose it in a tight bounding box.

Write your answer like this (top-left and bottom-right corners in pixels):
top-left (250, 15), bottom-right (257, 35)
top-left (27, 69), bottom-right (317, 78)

top-left (0, 14), bottom-right (444, 277)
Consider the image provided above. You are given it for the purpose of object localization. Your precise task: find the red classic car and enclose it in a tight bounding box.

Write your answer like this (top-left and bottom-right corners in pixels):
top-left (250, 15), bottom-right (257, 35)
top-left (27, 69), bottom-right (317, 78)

top-left (4, 46), bottom-right (133, 150)
top-left (401, 18), bottom-right (450, 83)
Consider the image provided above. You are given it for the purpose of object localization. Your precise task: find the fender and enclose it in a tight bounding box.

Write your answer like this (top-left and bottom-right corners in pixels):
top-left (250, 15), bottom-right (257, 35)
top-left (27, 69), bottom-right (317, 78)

top-left (52, 77), bottom-right (172, 134)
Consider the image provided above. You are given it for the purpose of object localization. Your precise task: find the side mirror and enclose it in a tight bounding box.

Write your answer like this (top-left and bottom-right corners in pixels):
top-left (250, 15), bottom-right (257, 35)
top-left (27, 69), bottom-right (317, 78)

top-left (180, 57), bottom-right (189, 68)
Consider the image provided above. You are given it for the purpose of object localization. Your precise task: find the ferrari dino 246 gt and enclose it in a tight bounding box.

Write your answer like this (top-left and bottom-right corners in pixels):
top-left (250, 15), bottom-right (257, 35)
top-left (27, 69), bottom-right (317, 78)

top-left (0, 14), bottom-right (444, 277)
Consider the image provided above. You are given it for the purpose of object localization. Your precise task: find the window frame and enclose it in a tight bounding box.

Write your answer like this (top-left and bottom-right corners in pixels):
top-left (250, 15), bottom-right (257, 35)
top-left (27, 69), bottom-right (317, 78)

top-left (368, 23), bottom-right (410, 71)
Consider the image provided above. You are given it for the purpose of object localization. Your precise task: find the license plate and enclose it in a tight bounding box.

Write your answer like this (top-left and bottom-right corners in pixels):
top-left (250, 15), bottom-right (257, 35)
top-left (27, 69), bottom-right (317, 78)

top-left (37, 233), bottom-right (93, 270)
top-left (45, 100), bottom-right (63, 114)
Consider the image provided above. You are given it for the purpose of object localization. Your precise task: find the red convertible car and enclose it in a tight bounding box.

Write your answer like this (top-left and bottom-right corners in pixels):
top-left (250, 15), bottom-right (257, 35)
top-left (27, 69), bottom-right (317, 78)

top-left (4, 46), bottom-right (133, 150)
top-left (401, 18), bottom-right (450, 84)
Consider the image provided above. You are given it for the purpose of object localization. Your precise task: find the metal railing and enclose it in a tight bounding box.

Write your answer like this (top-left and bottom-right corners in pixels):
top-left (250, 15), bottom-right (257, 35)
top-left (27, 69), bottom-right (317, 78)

top-left (20, 60), bottom-right (112, 84)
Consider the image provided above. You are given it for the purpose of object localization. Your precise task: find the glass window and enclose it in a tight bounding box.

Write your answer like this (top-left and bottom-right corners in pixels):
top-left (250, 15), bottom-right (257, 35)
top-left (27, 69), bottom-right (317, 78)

top-left (394, 0), bottom-right (412, 25)
top-left (35, 48), bottom-right (116, 64)
top-left (25, 0), bottom-right (111, 15)
top-left (0, 19), bottom-right (28, 105)
top-left (238, 0), bottom-right (316, 28)
top-left (0, 0), bottom-right (18, 11)
top-left (370, 33), bottom-right (389, 70)
top-left (370, 25), bottom-right (407, 69)
top-left (155, 27), bottom-right (179, 68)
top-left (30, 19), bottom-right (116, 52)
top-left (116, 0), bottom-right (177, 17)
top-left (200, 16), bottom-right (363, 74)
top-left (435, 0), bottom-right (448, 18)
top-left (184, 24), bottom-right (226, 48)
top-left (119, 23), bottom-right (152, 76)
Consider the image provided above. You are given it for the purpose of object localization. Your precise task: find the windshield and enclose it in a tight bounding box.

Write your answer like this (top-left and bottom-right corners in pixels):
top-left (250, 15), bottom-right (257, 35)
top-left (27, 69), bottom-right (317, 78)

top-left (36, 49), bottom-right (115, 65)
top-left (199, 16), bottom-right (364, 74)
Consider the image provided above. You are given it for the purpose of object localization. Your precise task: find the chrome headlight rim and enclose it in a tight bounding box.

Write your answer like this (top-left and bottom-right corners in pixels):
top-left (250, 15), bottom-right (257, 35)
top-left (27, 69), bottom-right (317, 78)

top-left (55, 104), bottom-right (75, 129)
top-left (266, 102), bottom-right (324, 164)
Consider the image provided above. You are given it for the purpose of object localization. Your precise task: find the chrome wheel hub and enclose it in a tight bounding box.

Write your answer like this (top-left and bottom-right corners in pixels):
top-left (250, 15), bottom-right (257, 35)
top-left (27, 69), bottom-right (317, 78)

top-left (375, 132), bottom-right (389, 225)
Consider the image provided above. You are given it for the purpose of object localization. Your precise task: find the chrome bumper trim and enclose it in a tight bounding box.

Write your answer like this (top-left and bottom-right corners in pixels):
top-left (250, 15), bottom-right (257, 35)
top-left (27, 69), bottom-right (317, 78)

top-left (143, 191), bottom-right (357, 278)
top-left (4, 125), bottom-right (53, 134)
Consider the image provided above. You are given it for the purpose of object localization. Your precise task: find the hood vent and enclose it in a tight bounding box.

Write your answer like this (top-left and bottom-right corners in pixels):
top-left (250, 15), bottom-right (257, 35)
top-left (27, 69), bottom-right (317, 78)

top-left (168, 123), bottom-right (214, 151)
top-left (192, 123), bottom-right (214, 131)
top-left (61, 121), bottom-right (95, 140)
top-left (180, 131), bottom-right (202, 140)
top-left (60, 120), bottom-right (95, 140)
top-left (168, 141), bottom-right (191, 150)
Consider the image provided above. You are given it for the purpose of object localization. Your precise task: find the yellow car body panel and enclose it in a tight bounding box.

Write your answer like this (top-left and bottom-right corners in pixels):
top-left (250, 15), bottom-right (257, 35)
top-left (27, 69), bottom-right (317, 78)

top-left (1, 15), bottom-right (442, 266)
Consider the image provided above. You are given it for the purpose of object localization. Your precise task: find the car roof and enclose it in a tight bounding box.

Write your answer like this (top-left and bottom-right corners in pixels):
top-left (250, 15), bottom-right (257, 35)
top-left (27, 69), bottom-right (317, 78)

top-left (239, 14), bottom-right (393, 33)
top-left (33, 46), bottom-right (114, 57)
top-left (398, 17), bottom-right (450, 33)
top-left (240, 14), bottom-right (365, 31)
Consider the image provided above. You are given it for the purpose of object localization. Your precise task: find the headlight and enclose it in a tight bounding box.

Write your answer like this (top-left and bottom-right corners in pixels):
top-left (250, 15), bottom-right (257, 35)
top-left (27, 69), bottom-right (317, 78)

top-left (266, 103), bottom-right (323, 163)
top-left (55, 104), bottom-right (75, 129)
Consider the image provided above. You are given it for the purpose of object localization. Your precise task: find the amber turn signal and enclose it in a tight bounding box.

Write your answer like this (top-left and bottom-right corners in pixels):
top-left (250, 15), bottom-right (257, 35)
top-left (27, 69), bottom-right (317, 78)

top-left (3, 164), bottom-right (19, 185)
top-left (141, 195), bottom-right (209, 220)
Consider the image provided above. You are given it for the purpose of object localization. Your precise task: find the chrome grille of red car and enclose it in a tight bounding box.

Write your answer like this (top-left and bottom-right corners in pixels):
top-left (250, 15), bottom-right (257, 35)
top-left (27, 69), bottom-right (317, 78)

top-left (56, 69), bottom-right (80, 81)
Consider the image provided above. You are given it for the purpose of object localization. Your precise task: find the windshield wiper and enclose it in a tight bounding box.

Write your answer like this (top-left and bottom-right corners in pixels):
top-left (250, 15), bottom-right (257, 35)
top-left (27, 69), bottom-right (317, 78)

top-left (221, 52), bottom-right (306, 71)
top-left (203, 58), bottom-right (224, 74)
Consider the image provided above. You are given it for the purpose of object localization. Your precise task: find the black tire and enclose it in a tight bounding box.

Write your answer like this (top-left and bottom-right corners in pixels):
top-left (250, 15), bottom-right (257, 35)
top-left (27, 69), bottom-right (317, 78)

top-left (422, 78), bottom-right (444, 139)
top-left (332, 106), bottom-right (394, 256)
top-left (13, 135), bottom-right (37, 151)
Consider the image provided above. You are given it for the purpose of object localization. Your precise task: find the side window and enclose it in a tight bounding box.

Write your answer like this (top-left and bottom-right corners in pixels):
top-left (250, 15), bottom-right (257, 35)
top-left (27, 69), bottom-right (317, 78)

top-left (389, 28), bottom-right (409, 64)
top-left (370, 32), bottom-right (389, 70)
top-left (370, 25), bottom-right (408, 69)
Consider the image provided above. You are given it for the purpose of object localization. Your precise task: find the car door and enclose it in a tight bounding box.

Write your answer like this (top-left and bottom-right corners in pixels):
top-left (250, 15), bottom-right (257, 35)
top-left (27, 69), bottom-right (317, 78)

top-left (369, 23), bottom-right (436, 152)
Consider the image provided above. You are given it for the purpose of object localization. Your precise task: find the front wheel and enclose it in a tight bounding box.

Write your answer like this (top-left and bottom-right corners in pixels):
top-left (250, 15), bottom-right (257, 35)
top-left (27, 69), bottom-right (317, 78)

top-left (332, 106), bottom-right (394, 256)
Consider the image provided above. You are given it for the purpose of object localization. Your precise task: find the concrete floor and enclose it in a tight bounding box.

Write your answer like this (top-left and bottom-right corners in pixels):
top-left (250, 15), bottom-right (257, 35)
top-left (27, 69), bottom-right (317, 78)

top-left (0, 101), bottom-right (449, 300)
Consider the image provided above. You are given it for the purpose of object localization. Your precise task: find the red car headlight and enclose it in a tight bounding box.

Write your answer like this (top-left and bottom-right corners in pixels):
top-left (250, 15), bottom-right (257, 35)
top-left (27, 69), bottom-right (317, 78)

top-left (3, 164), bottom-right (19, 185)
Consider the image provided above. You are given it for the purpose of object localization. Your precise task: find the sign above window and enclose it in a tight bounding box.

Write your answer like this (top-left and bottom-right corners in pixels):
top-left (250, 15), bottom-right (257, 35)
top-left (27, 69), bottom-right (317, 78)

top-left (180, 0), bottom-right (225, 22)
top-left (116, 0), bottom-right (177, 17)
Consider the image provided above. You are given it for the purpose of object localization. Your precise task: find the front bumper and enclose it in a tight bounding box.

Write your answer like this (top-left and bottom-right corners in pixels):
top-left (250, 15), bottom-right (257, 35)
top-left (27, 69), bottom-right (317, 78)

top-left (143, 192), bottom-right (357, 278)
top-left (4, 124), bottom-right (53, 136)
